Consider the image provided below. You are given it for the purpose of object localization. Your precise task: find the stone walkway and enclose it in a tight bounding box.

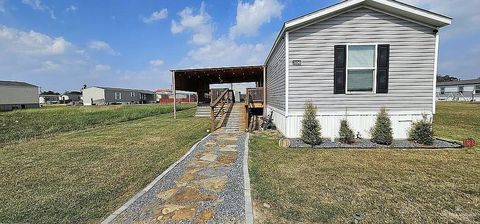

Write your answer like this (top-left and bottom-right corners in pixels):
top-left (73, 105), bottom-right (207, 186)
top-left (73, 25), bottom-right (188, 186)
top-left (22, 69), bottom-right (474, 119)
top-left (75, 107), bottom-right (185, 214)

top-left (104, 130), bottom-right (250, 223)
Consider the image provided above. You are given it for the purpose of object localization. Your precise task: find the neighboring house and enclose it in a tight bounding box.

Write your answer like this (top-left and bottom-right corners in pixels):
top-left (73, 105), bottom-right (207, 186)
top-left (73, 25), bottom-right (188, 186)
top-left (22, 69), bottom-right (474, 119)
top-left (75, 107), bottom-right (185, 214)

top-left (436, 79), bottom-right (480, 101)
top-left (264, 0), bottom-right (451, 139)
top-left (82, 86), bottom-right (156, 105)
top-left (155, 89), bottom-right (197, 103)
top-left (0, 81), bottom-right (39, 111)
top-left (59, 91), bottom-right (82, 104)
top-left (39, 93), bottom-right (60, 104)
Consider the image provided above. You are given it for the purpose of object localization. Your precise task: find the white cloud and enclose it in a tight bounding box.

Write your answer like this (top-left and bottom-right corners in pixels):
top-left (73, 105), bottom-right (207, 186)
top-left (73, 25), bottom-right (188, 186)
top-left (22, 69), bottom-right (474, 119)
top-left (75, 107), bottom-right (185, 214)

top-left (0, 25), bottom-right (71, 55)
top-left (87, 40), bottom-right (120, 56)
top-left (21, 0), bottom-right (56, 19)
top-left (149, 59), bottom-right (164, 67)
top-left (0, 25), bottom-right (92, 90)
top-left (94, 64), bottom-right (111, 72)
top-left (65, 5), bottom-right (77, 13)
top-left (142, 9), bottom-right (168, 23)
top-left (230, 0), bottom-right (284, 38)
top-left (184, 38), bottom-right (267, 67)
top-left (171, 2), bottom-right (213, 45)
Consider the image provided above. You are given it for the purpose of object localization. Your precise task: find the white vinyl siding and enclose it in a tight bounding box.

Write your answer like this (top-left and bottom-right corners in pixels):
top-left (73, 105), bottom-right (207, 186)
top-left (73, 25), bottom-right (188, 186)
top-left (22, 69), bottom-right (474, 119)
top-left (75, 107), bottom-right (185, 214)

top-left (266, 37), bottom-right (286, 112)
top-left (288, 7), bottom-right (436, 112)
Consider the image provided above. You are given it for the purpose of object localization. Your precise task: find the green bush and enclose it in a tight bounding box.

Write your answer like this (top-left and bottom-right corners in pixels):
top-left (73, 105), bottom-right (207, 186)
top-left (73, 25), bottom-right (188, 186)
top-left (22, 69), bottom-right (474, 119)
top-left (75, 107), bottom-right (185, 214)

top-left (409, 117), bottom-right (434, 145)
top-left (301, 101), bottom-right (322, 146)
top-left (371, 108), bottom-right (393, 145)
top-left (339, 119), bottom-right (355, 144)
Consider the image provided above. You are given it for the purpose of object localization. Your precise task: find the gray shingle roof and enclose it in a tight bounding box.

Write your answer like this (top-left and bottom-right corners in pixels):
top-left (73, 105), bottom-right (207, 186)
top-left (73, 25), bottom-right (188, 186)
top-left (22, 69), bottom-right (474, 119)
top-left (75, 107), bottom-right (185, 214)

top-left (0, 81), bottom-right (38, 87)
top-left (437, 79), bottom-right (480, 86)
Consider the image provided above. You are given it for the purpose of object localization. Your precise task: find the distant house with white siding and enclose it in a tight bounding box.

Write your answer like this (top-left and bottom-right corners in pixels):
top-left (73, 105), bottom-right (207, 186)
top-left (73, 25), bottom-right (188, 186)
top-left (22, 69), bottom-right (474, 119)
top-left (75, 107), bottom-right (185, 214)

top-left (264, 0), bottom-right (451, 139)
top-left (82, 86), bottom-right (156, 105)
top-left (436, 79), bottom-right (480, 101)
top-left (39, 93), bottom-right (60, 104)
top-left (0, 81), bottom-right (39, 111)
top-left (59, 91), bottom-right (82, 104)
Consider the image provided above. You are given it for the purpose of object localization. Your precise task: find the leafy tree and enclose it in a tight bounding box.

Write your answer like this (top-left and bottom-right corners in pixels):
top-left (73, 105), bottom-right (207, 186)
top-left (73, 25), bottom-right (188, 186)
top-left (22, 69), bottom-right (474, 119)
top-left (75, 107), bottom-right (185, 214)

top-left (339, 119), bottom-right (355, 144)
top-left (371, 108), bottom-right (393, 145)
top-left (437, 75), bottom-right (459, 82)
top-left (301, 101), bottom-right (322, 146)
top-left (41, 91), bottom-right (60, 95)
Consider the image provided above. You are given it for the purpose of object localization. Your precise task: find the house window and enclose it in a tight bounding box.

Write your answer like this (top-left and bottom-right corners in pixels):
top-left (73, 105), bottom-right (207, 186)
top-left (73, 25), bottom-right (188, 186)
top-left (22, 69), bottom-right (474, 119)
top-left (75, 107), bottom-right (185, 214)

top-left (440, 87), bottom-right (445, 94)
top-left (346, 45), bottom-right (376, 92)
top-left (115, 92), bottom-right (122, 100)
top-left (458, 86), bottom-right (464, 94)
top-left (475, 85), bottom-right (480, 94)
top-left (131, 92), bottom-right (135, 97)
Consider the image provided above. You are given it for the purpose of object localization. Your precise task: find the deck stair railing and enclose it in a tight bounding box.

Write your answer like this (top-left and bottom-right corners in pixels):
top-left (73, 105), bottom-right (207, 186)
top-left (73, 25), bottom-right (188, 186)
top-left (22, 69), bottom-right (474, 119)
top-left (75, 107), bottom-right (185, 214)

top-left (210, 88), bottom-right (235, 131)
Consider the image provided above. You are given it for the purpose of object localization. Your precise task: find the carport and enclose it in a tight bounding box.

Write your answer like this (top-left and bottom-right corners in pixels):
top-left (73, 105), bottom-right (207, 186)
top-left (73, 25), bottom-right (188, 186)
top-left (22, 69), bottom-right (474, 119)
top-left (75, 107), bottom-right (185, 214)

top-left (170, 65), bottom-right (265, 120)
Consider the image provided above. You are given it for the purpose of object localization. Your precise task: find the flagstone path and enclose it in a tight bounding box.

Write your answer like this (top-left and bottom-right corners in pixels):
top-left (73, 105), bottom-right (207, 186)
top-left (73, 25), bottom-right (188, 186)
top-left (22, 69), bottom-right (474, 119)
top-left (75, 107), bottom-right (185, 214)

top-left (105, 130), bottom-right (249, 223)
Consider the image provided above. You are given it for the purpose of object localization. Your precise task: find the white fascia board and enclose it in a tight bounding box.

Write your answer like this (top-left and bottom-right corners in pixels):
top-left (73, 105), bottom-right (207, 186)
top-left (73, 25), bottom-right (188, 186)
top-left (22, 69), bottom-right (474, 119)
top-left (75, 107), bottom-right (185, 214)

top-left (371, 0), bottom-right (452, 26)
top-left (285, 0), bottom-right (364, 29)
top-left (264, 26), bottom-right (285, 65)
top-left (285, 0), bottom-right (451, 30)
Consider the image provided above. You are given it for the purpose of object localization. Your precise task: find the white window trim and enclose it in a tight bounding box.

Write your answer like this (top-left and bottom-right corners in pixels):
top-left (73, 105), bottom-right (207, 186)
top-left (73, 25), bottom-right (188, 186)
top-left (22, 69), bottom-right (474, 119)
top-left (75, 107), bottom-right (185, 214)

top-left (115, 92), bottom-right (122, 100)
top-left (345, 43), bottom-right (378, 94)
top-left (131, 92), bottom-right (135, 97)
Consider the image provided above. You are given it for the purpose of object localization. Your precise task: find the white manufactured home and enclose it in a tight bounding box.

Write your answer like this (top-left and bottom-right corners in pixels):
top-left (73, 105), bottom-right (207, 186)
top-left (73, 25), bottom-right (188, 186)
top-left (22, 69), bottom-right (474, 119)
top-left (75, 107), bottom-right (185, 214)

top-left (265, 0), bottom-right (451, 139)
top-left (171, 0), bottom-right (452, 139)
top-left (436, 79), bottom-right (480, 101)
top-left (0, 81), bottom-right (39, 111)
top-left (82, 86), bottom-right (156, 106)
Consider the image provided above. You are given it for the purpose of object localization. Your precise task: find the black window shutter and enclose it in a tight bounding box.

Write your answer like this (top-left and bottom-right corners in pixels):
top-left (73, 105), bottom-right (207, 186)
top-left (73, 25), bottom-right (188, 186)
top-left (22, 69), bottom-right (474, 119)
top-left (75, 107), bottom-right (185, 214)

top-left (376, 44), bottom-right (390, 93)
top-left (334, 45), bottom-right (346, 94)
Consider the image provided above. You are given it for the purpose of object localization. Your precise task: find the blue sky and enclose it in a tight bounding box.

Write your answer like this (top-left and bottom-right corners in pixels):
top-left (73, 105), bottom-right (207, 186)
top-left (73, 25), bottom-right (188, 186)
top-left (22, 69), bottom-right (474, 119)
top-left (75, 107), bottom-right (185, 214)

top-left (0, 0), bottom-right (478, 92)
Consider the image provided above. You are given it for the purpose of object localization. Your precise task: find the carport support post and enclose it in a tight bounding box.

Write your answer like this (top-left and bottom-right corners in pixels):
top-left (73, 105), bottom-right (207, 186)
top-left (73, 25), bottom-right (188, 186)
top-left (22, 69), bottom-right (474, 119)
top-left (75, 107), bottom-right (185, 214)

top-left (172, 71), bottom-right (176, 119)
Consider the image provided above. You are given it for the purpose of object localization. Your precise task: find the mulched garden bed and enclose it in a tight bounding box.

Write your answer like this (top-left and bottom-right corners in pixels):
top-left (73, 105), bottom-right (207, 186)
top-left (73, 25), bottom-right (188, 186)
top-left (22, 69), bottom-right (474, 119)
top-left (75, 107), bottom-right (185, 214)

top-left (289, 138), bottom-right (462, 149)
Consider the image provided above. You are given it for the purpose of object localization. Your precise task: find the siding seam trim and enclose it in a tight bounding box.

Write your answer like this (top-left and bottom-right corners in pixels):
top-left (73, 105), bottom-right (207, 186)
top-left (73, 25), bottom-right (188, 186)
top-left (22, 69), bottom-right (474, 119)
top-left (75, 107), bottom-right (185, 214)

top-left (285, 31), bottom-right (289, 119)
top-left (433, 32), bottom-right (439, 114)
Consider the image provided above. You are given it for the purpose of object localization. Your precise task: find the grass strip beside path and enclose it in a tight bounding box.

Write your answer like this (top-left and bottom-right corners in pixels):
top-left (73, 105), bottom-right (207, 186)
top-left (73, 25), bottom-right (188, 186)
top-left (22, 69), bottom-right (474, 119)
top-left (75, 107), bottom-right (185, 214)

top-left (0, 103), bottom-right (194, 145)
top-left (249, 132), bottom-right (480, 223)
top-left (0, 109), bottom-right (209, 223)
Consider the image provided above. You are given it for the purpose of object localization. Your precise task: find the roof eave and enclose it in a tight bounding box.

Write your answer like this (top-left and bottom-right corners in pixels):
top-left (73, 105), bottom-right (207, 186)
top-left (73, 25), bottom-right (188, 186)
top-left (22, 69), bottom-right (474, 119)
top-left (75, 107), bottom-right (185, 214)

top-left (285, 0), bottom-right (451, 30)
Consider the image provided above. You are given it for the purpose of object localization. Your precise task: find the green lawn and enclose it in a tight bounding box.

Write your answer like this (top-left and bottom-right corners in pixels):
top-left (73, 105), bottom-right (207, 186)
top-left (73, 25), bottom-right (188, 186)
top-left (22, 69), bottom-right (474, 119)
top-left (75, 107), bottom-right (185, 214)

top-left (434, 102), bottom-right (480, 149)
top-left (0, 107), bottom-right (209, 223)
top-left (249, 102), bottom-right (480, 223)
top-left (0, 103), bottom-right (195, 145)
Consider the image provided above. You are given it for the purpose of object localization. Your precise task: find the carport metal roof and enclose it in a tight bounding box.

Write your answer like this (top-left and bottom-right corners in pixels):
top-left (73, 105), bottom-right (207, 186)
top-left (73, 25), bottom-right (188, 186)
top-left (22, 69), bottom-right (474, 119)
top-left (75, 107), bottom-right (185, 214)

top-left (170, 65), bottom-right (264, 92)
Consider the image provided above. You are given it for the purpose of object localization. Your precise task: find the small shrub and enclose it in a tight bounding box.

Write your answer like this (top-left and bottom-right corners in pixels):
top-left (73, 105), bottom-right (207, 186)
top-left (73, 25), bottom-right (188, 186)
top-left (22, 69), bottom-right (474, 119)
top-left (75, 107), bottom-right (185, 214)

top-left (409, 117), bottom-right (434, 145)
top-left (371, 108), bottom-right (393, 145)
top-left (301, 101), bottom-right (322, 146)
top-left (338, 119), bottom-right (355, 144)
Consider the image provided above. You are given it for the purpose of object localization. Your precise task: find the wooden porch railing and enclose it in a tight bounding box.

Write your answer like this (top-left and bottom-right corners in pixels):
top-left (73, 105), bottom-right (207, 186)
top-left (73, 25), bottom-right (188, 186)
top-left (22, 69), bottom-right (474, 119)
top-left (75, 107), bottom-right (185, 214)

top-left (210, 88), bottom-right (235, 131)
top-left (245, 87), bottom-right (264, 107)
top-left (245, 87), bottom-right (264, 131)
